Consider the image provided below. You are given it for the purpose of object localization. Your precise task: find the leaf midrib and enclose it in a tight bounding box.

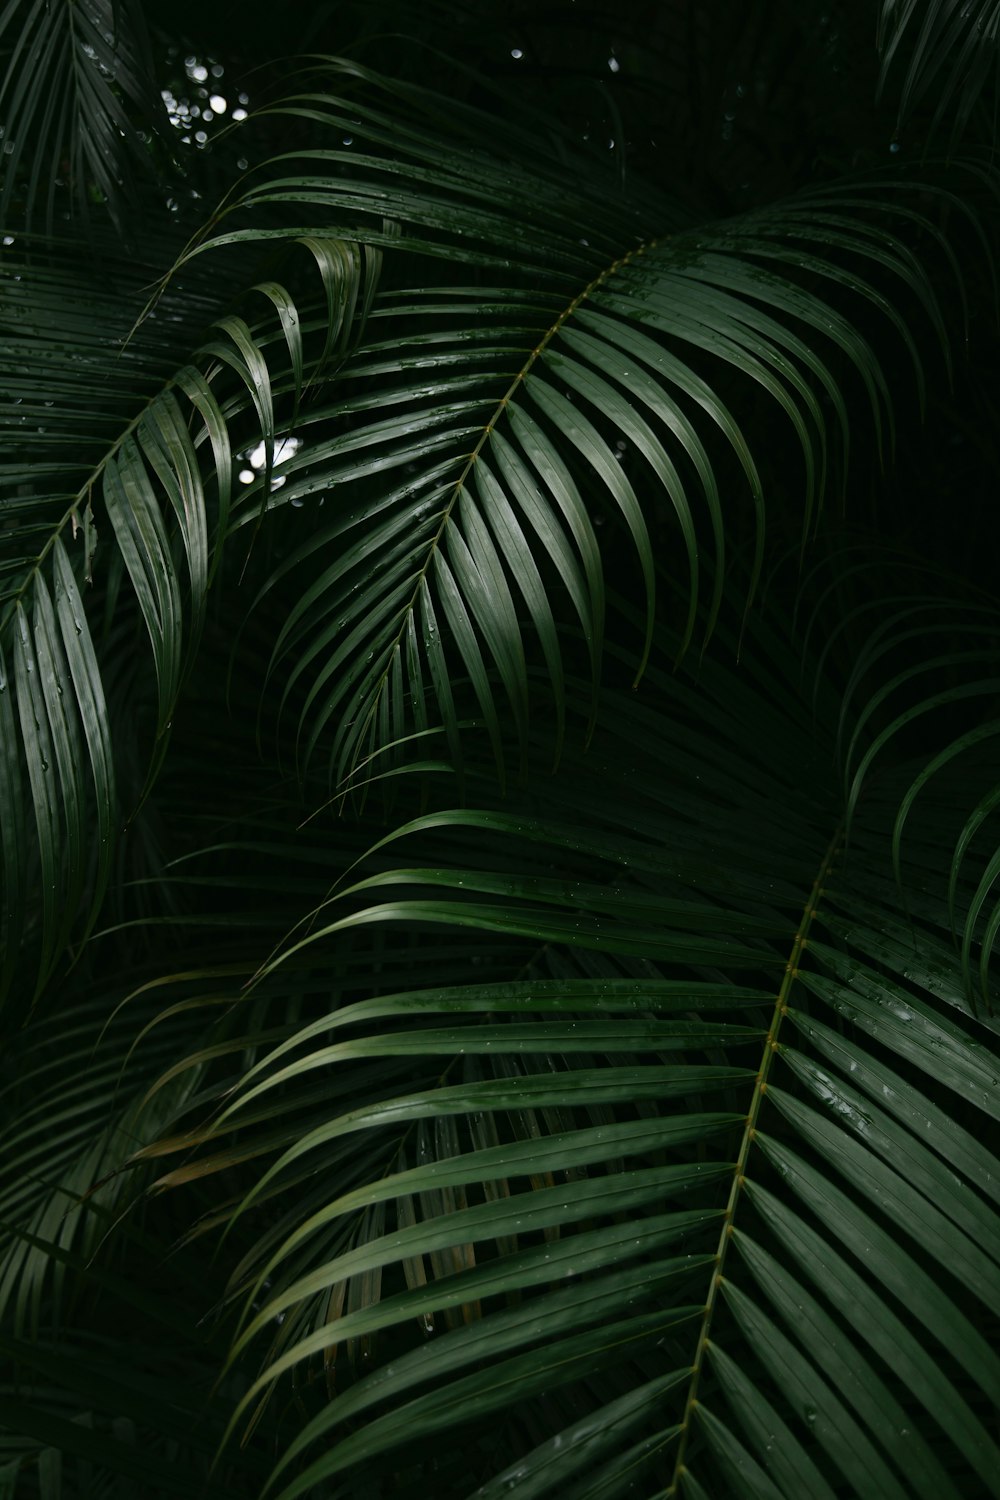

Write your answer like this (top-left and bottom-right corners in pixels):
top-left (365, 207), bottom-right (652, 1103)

top-left (664, 827), bottom-right (844, 1495)
top-left (346, 233), bottom-right (662, 768)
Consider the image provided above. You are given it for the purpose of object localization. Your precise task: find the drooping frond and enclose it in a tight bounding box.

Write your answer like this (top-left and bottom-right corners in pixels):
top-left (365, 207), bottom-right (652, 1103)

top-left (3, 22), bottom-right (1000, 1496)
top-left (0, 0), bottom-right (167, 231)
top-left (0, 227), bottom-right (380, 1008)
top-left (4, 57), bottom-right (982, 1007)
top-left (877, 0), bottom-right (1000, 148)
top-left (128, 573), bottom-right (1000, 1499)
top-left (0, 973), bottom-right (231, 1339)
top-left (181, 60), bottom-right (976, 795)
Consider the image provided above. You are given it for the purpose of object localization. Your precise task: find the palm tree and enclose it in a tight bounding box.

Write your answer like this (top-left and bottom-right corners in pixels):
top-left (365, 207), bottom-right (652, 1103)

top-left (2, 1), bottom-right (1000, 1496)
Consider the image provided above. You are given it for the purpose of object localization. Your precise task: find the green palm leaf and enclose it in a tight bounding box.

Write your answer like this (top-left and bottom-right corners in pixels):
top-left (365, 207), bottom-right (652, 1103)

top-left (0, 0), bottom-right (166, 231)
top-left (0, 226), bottom-right (378, 1007)
top-left (129, 573), bottom-right (1000, 1499)
top-left (3, 57), bottom-right (983, 1005)
top-left (4, 20), bottom-right (1000, 1498)
top-left (878, 0), bottom-right (1000, 147)
top-left (217, 63), bottom-right (963, 790)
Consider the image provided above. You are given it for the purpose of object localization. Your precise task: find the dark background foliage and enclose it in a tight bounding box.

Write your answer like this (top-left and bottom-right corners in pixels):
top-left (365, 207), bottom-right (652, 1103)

top-left (81, 0), bottom-right (1000, 594)
top-left (3, 2), bottom-right (1000, 1498)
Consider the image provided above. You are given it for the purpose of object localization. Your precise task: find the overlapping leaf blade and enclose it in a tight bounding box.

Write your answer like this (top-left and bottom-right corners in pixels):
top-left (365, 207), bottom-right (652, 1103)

top-left (3, 36), bottom-right (1000, 1500)
top-left (878, 0), bottom-right (1000, 147)
top-left (116, 570), bottom-right (1000, 1498)
top-left (0, 0), bottom-right (166, 231)
top-left (0, 226), bottom-right (376, 1007)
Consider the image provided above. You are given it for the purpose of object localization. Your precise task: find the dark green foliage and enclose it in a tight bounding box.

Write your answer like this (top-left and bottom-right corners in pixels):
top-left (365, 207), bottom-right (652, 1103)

top-left (2, 3), bottom-right (1000, 1496)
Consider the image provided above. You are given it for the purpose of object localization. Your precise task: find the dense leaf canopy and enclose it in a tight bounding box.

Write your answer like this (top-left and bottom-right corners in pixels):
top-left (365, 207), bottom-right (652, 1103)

top-left (2, 2), bottom-right (1000, 1497)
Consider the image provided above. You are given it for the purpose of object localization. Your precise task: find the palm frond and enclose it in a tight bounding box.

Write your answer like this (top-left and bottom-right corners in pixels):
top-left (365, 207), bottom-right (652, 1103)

top-left (877, 0), bottom-right (1000, 148)
top-left (0, 0), bottom-right (166, 232)
top-left (127, 573), bottom-right (1000, 1499)
top-left (0, 985), bottom-right (208, 1332)
top-left (0, 965), bottom-right (274, 1495)
top-left (0, 227), bottom-right (378, 1008)
top-left (4, 56), bottom-right (987, 1007)
top-left (0, 1223), bottom-right (268, 1499)
top-left (178, 60), bottom-right (980, 798)
top-left (4, 19), bottom-right (1000, 1498)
